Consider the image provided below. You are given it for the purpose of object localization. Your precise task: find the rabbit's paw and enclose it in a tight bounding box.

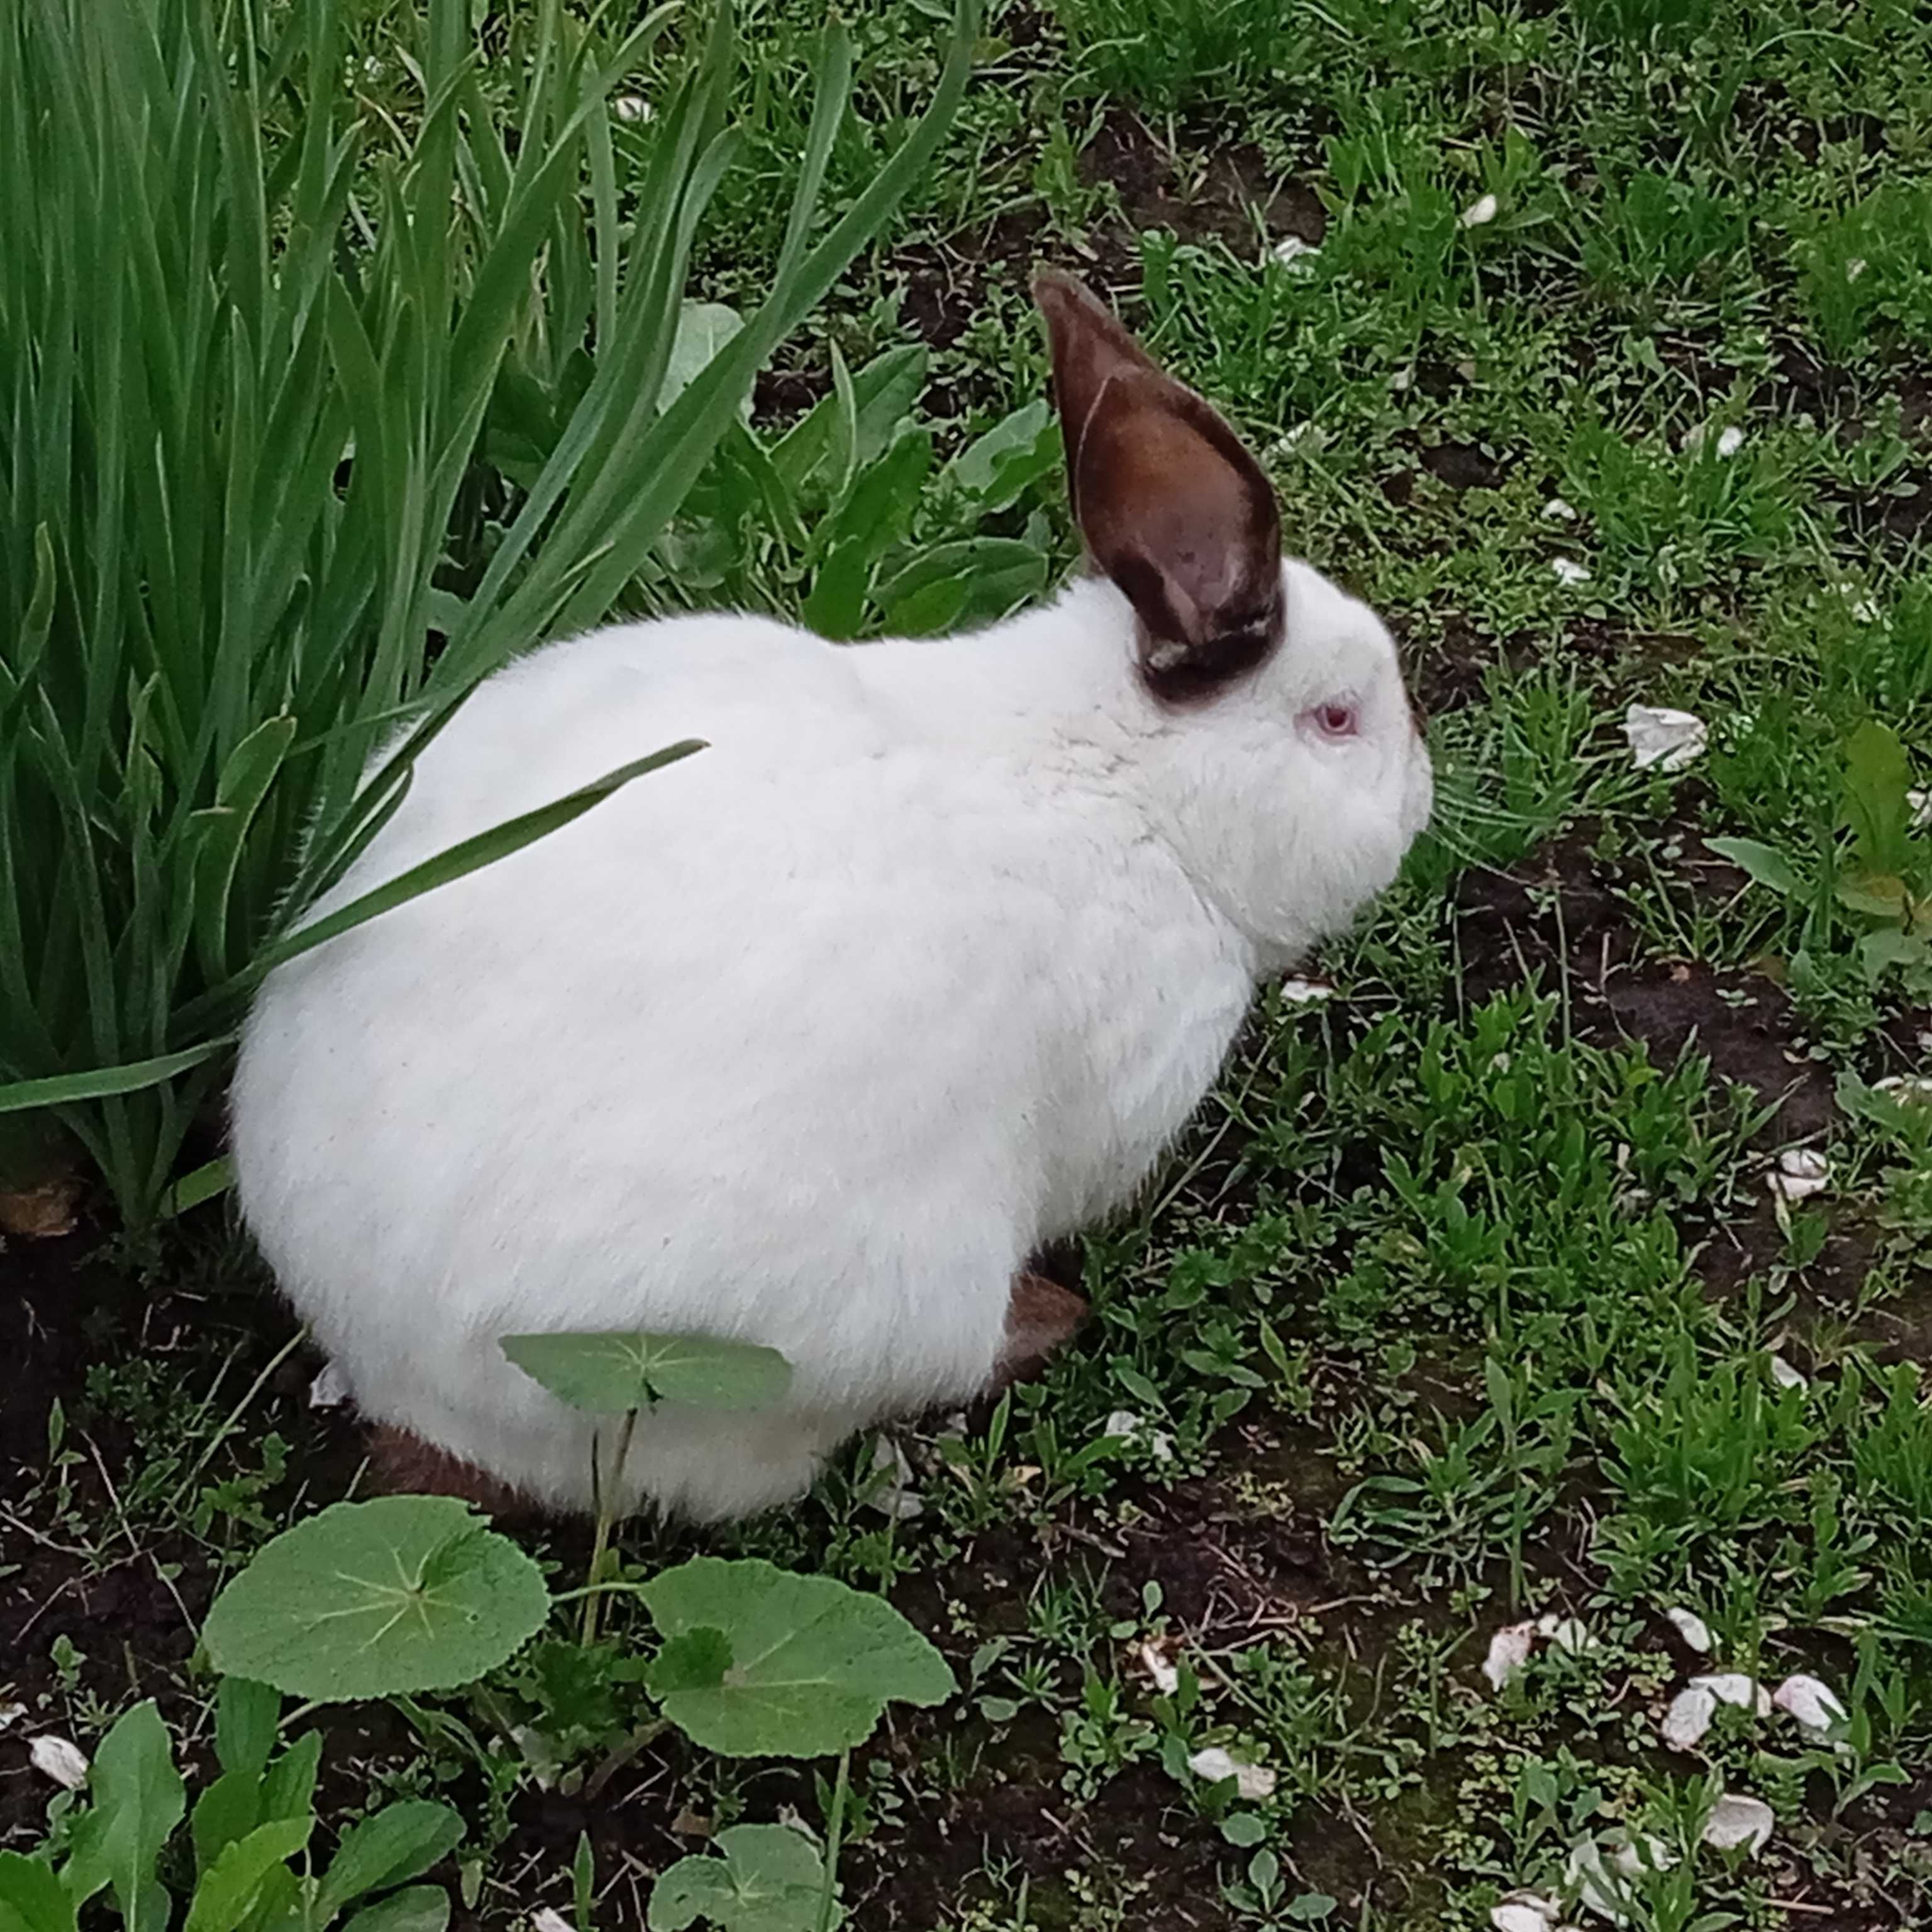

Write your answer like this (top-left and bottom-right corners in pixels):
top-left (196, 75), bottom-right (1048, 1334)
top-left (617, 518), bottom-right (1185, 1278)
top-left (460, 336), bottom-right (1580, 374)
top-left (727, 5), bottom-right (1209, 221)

top-left (987, 1272), bottom-right (1089, 1393)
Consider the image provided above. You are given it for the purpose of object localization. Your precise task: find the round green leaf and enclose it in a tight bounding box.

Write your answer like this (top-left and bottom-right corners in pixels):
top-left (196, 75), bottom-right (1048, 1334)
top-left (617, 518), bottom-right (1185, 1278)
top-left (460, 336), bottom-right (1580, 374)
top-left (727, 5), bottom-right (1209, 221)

top-left (499, 1331), bottom-right (792, 1415)
top-left (647, 1825), bottom-right (830, 1932)
top-left (202, 1499), bottom-right (550, 1700)
top-left (638, 1558), bottom-right (953, 1758)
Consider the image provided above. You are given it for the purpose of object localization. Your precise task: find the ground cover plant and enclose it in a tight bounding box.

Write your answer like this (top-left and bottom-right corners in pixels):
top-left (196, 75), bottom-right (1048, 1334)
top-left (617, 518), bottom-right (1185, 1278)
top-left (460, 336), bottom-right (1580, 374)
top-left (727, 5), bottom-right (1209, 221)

top-left (4, 0), bottom-right (1932, 1928)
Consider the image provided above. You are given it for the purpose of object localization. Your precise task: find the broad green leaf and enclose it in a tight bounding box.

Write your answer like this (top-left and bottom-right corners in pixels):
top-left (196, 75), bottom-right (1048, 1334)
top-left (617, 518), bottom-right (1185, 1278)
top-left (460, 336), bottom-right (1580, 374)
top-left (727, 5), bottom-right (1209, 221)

top-left (64, 1702), bottom-right (186, 1931)
top-left (0, 1039), bottom-right (232, 1118)
top-left (943, 400), bottom-right (1054, 509)
top-left (237, 1868), bottom-right (301, 1932)
top-left (339, 1885), bottom-right (452, 1932)
top-left (189, 1772), bottom-right (262, 1882)
top-left (1841, 719), bottom-right (1913, 874)
top-left (876, 538), bottom-right (1048, 638)
top-left (647, 1825), bottom-right (831, 1932)
top-left (183, 1818), bottom-right (312, 1932)
top-left (1858, 928), bottom-right (1926, 985)
top-left (499, 1331), bottom-right (792, 1416)
top-left (214, 1677), bottom-right (281, 1781)
top-left (1836, 872), bottom-right (1910, 921)
top-left (0, 1853), bottom-right (77, 1932)
top-left (770, 346), bottom-right (925, 498)
top-left (638, 1558), bottom-right (953, 1757)
top-left (258, 1733), bottom-right (323, 1826)
top-left (1704, 836), bottom-right (1802, 898)
top-left (662, 303), bottom-right (747, 418)
top-left (201, 1498), bottom-right (550, 1700)
top-left (802, 428), bottom-right (934, 640)
top-left (314, 1802), bottom-right (465, 1920)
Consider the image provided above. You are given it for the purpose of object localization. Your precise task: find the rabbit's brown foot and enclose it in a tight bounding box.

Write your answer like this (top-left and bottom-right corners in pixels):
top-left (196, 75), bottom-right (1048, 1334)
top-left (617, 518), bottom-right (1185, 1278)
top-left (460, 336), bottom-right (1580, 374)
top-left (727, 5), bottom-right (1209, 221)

top-left (987, 1271), bottom-right (1089, 1394)
top-left (367, 1424), bottom-right (540, 1522)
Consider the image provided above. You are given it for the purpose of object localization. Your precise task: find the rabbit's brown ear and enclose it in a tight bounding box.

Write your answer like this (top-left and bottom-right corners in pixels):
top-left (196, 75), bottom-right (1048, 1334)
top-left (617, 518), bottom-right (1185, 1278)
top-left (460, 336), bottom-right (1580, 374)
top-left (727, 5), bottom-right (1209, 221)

top-left (1033, 267), bottom-right (1282, 703)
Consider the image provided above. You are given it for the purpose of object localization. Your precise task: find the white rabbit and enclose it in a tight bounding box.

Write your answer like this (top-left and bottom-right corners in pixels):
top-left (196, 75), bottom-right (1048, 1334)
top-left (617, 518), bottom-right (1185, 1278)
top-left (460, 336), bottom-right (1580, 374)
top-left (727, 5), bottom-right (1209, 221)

top-left (231, 270), bottom-right (1433, 1521)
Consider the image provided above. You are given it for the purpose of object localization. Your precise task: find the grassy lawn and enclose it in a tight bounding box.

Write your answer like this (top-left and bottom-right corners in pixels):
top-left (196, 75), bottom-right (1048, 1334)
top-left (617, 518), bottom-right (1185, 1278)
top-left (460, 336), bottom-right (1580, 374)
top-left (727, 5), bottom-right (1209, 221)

top-left (5, 2), bottom-right (1932, 1929)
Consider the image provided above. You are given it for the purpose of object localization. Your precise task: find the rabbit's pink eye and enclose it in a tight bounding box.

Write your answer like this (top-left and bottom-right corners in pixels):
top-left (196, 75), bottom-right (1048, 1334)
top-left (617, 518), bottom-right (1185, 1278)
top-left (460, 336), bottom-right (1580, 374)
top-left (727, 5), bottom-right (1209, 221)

top-left (1311, 701), bottom-right (1358, 738)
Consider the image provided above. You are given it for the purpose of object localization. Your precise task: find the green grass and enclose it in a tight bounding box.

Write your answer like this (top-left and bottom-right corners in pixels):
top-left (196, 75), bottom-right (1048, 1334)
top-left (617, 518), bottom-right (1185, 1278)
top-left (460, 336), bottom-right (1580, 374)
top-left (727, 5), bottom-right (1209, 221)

top-left (5, 0), bottom-right (1932, 1928)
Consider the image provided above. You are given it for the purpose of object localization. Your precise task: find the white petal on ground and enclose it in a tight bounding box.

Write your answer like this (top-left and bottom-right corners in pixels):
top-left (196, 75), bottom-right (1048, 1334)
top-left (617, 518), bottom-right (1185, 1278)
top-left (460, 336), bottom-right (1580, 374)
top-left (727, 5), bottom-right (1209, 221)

top-left (1461, 192), bottom-right (1500, 227)
top-left (1133, 1638), bottom-right (1181, 1696)
top-left (1614, 1836), bottom-right (1676, 1878)
top-left (1491, 1896), bottom-right (1561, 1932)
top-left (1543, 497), bottom-right (1579, 521)
top-left (533, 1910), bottom-right (575, 1932)
top-left (1272, 235), bottom-right (1320, 272)
top-left (308, 1360), bottom-right (350, 1409)
top-left (1661, 1683), bottom-right (1718, 1750)
top-left (866, 1435), bottom-right (924, 1520)
top-left (1484, 1621), bottom-right (1539, 1689)
top-left (1875, 1073), bottom-right (1932, 1103)
top-left (1102, 1411), bottom-right (1175, 1462)
top-left (611, 96), bottom-right (652, 123)
top-left (1701, 1792), bottom-right (1774, 1854)
top-left (1772, 1673), bottom-right (1847, 1731)
top-left (1279, 977), bottom-right (1335, 1004)
top-left (1683, 420), bottom-right (1744, 457)
top-left (1692, 1672), bottom-right (1772, 1716)
top-left (1908, 787), bottom-right (1931, 831)
top-left (1663, 1606), bottom-right (1713, 1653)
top-left (1187, 1746), bottom-right (1277, 1801)
top-left (509, 1726), bottom-right (560, 1791)
top-left (30, 1735), bottom-right (89, 1789)
top-left (0, 1702), bottom-right (24, 1733)
top-left (1768, 1146), bottom-right (1829, 1204)
top-left (1767, 1352), bottom-right (1807, 1391)
top-left (1551, 557), bottom-right (1592, 586)
top-left (1536, 1615), bottom-right (1598, 1655)
top-left (1561, 1839), bottom-right (1638, 1916)
top-left (1623, 704), bottom-right (1707, 772)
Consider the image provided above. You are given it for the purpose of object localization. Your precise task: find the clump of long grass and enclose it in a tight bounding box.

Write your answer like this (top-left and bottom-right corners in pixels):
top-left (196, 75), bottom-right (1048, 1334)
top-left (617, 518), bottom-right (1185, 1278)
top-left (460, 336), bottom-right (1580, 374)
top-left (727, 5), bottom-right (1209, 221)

top-left (0, 0), bottom-right (978, 1224)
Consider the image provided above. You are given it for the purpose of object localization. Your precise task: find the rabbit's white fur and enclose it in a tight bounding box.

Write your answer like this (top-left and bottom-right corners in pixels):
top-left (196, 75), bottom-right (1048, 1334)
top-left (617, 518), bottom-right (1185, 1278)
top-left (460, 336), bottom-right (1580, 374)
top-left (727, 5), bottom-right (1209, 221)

top-left (233, 560), bottom-right (1429, 1519)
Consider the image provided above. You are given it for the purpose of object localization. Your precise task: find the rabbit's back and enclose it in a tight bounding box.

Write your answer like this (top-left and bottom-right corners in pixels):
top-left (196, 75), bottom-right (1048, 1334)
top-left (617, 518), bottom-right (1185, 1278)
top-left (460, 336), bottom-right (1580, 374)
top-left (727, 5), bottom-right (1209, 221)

top-left (232, 611), bottom-right (1251, 1509)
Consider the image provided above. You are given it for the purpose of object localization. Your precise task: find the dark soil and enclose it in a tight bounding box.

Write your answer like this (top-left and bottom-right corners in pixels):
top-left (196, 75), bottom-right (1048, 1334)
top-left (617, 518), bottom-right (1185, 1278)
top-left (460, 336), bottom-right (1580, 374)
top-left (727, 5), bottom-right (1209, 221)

top-left (753, 106), bottom-right (1323, 430)
top-left (1075, 106), bottom-right (1324, 257)
top-left (1453, 819), bottom-right (1838, 1141)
